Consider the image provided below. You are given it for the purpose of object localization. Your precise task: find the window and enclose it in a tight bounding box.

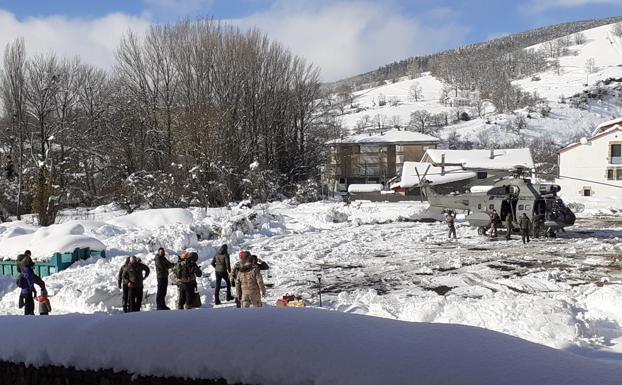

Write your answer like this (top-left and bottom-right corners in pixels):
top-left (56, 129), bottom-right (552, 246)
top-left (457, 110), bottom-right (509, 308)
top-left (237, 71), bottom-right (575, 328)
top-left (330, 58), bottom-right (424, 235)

top-left (477, 171), bottom-right (488, 179)
top-left (608, 169), bottom-right (615, 180)
top-left (525, 205), bottom-right (531, 211)
top-left (583, 188), bottom-right (591, 197)
top-left (518, 204), bottom-right (524, 210)
top-left (489, 204), bottom-right (494, 210)
top-left (612, 144), bottom-right (622, 164)
top-left (478, 204), bottom-right (482, 210)
top-left (618, 169), bottom-right (622, 181)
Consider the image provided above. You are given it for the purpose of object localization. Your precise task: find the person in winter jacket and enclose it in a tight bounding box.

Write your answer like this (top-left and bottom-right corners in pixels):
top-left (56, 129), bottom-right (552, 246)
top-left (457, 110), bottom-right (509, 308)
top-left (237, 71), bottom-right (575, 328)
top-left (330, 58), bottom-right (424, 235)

top-left (173, 251), bottom-right (203, 310)
top-left (154, 248), bottom-right (174, 310)
top-left (489, 210), bottom-right (499, 237)
top-left (36, 289), bottom-right (51, 315)
top-left (519, 213), bottom-right (532, 244)
top-left (16, 254), bottom-right (45, 316)
top-left (117, 257), bottom-right (131, 313)
top-left (122, 256), bottom-right (150, 312)
top-left (211, 244), bottom-right (233, 305)
top-left (236, 258), bottom-right (267, 308)
top-left (446, 211), bottom-right (457, 239)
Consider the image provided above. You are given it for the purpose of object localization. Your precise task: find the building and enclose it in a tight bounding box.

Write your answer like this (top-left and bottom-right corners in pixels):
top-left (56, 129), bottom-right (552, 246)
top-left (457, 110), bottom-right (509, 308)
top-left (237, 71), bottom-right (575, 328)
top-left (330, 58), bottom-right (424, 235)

top-left (556, 117), bottom-right (622, 197)
top-left (326, 129), bottom-right (439, 191)
top-left (392, 148), bottom-right (535, 195)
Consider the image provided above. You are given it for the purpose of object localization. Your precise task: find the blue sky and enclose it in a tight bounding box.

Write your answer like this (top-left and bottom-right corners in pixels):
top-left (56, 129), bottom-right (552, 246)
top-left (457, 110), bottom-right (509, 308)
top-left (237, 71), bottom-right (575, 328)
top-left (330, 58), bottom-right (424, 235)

top-left (0, 0), bottom-right (621, 80)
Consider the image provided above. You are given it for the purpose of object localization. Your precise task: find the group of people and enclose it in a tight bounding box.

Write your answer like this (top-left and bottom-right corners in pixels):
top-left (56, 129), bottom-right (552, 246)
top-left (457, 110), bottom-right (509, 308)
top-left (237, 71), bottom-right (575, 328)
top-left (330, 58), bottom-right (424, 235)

top-left (447, 209), bottom-right (541, 244)
top-left (14, 250), bottom-right (51, 316)
top-left (117, 244), bottom-right (269, 312)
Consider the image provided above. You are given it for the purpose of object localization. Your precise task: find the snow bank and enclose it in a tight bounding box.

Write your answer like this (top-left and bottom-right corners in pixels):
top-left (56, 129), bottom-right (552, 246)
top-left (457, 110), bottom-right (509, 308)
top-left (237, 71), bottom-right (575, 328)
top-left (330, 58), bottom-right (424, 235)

top-left (0, 222), bottom-right (106, 259)
top-left (108, 208), bottom-right (194, 228)
top-left (348, 184), bottom-right (383, 193)
top-left (2, 309), bottom-right (622, 385)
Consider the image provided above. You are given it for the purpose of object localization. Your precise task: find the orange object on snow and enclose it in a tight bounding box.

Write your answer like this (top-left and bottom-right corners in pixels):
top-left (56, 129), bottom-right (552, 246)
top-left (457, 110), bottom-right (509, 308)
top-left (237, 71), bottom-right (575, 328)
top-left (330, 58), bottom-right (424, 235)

top-left (276, 294), bottom-right (305, 308)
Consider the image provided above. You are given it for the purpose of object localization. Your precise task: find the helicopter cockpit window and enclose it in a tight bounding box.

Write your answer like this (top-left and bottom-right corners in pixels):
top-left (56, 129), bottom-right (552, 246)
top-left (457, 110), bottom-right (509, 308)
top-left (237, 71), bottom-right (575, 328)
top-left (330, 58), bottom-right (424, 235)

top-left (489, 204), bottom-right (494, 210)
top-left (518, 204), bottom-right (524, 211)
top-left (478, 204), bottom-right (482, 210)
top-left (525, 204), bottom-right (531, 211)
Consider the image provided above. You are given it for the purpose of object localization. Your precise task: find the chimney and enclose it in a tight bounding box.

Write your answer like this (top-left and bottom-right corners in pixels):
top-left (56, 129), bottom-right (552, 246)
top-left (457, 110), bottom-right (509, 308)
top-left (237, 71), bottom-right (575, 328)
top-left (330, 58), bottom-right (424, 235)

top-left (489, 148), bottom-right (494, 159)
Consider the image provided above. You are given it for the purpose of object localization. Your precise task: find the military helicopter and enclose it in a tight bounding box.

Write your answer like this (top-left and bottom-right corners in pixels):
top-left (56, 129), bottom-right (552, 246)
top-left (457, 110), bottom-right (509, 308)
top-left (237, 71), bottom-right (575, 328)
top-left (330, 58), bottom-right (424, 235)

top-left (415, 165), bottom-right (576, 237)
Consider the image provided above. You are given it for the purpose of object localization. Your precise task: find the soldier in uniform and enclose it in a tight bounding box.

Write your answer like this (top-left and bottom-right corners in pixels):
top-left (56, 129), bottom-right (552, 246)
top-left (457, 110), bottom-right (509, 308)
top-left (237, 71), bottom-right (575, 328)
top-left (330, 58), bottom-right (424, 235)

top-left (446, 211), bottom-right (457, 239)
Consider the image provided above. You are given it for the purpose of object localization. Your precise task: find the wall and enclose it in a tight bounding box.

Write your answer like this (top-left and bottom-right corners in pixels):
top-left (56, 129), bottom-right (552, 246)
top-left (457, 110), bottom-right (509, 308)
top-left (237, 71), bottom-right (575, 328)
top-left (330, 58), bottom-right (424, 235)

top-left (0, 361), bottom-right (237, 385)
top-left (558, 130), bottom-right (622, 197)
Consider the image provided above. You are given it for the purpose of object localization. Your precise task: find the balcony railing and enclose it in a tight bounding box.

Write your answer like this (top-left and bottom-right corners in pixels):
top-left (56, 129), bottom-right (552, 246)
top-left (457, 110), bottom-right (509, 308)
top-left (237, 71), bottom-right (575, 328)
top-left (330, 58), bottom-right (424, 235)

top-left (612, 156), bottom-right (622, 165)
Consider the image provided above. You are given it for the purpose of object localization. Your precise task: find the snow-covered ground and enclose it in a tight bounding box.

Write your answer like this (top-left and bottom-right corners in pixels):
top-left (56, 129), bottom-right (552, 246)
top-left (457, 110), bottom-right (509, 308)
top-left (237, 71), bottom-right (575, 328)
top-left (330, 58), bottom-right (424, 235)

top-left (4, 309), bottom-right (622, 385)
top-left (2, 199), bottom-right (622, 369)
top-left (338, 22), bottom-right (622, 146)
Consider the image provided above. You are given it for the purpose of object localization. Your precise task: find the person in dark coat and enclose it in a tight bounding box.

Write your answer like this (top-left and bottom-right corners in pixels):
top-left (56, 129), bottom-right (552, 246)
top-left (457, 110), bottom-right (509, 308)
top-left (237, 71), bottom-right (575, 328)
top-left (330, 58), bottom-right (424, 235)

top-left (154, 248), bottom-right (174, 310)
top-left (117, 257), bottom-right (131, 313)
top-left (122, 256), bottom-right (150, 312)
top-left (16, 255), bottom-right (45, 316)
top-left (173, 252), bottom-right (203, 310)
top-left (489, 210), bottom-right (499, 237)
top-left (519, 213), bottom-right (532, 244)
top-left (446, 211), bottom-right (457, 239)
top-left (211, 245), bottom-right (233, 305)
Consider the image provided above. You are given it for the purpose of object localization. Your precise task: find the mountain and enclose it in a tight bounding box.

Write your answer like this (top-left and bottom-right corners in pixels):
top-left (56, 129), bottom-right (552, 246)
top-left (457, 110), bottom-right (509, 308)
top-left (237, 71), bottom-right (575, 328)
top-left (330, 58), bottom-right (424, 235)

top-left (329, 17), bottom-right (622, 175)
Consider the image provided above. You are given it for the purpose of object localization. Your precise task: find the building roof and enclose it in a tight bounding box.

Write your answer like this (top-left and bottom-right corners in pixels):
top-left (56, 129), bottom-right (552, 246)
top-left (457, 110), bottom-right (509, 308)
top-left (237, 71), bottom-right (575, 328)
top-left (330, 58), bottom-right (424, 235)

top-left (391, 162), bottom-right (475, 189)
top-left (328, 129), bottom-right (439, 145)
top-left (422, 148), bottom-right (534, 170)
top-left (592, 117), bottom-right (622, 136)
top-left (559, 126), bottom-right (622, 154)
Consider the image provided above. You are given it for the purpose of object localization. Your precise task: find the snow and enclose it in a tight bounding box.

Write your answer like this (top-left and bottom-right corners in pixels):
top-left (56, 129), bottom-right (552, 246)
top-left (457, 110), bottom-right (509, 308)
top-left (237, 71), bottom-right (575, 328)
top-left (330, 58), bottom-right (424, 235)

top-left (394, 162), bottom-right (475, 189)
top-left (594, 116), bottom-right (622, 135)
top-left (423, 148), bottom-right (535, 170)
top-left (328, 128), bottom-right (439, 144)
top-left (2, 309), bottom-right (622, 385)
top-left (348, 184), bottom-right (383, 193)
top-left (0, 222), bottom-right (106, 260)
top-left (108, 208), bottom-right (194, 228)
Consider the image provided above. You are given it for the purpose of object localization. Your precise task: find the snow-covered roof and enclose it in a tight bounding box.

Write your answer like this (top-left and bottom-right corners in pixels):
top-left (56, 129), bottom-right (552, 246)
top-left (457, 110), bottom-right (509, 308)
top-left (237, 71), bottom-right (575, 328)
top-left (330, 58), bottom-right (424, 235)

top-left (423, 148), bottom-right (534, 170)
top-left (348, 184), bottom-right (383, 193)
top-left (592, 117), bottom-right (622, 136)
top-left (392, 162), bottom-right (475, 189)
top-left (328, 129), bottom-right (439, 145)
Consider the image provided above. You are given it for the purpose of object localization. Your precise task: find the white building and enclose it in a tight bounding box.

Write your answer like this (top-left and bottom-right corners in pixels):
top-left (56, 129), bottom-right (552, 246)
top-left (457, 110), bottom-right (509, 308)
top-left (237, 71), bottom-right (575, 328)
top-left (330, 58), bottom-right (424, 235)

top-left (557, 117), bottom-right (622, 197)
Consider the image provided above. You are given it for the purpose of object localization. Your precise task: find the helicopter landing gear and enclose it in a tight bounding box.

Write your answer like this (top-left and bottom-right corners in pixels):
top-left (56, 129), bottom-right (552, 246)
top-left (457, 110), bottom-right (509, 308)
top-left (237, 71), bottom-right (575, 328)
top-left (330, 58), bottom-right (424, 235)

top-left (477, 226), bottom-right (487, 236)
top-left (546, 229), bottom-right (557, 238)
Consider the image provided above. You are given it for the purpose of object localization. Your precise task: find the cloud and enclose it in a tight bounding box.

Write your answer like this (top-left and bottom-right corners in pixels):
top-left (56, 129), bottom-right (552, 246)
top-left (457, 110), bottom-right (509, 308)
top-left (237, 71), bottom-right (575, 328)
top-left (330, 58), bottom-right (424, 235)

top-left (524, 0), bottom-right (622, 12)
top-left (231, 1), bottom-right (468, 81)
top-left (0, 10), bottom-right (150, 69)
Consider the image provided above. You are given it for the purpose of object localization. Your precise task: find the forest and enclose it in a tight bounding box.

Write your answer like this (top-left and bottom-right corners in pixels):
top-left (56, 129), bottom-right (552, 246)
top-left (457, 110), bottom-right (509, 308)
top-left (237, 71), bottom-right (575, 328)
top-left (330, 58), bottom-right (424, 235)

top-left (0, 19), bottom-right (338, 225)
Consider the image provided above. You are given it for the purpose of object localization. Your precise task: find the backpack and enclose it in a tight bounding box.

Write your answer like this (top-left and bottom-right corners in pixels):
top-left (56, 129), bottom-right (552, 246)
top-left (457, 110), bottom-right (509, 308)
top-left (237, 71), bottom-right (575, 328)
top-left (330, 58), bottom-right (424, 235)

top-left (175, 261), bottom-right (195, 284)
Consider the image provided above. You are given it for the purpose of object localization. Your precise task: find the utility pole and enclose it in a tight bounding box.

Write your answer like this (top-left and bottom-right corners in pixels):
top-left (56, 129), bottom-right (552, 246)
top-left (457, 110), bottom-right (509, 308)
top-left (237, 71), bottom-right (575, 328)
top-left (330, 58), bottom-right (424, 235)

top-left (317, 275), bottom-right (323, 307)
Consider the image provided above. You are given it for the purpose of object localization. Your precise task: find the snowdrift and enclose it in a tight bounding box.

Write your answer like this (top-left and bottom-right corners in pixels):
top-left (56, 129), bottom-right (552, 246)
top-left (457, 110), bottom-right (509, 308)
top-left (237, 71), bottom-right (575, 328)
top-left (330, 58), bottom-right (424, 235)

top-left (2, 309), bottom-right (622, 385)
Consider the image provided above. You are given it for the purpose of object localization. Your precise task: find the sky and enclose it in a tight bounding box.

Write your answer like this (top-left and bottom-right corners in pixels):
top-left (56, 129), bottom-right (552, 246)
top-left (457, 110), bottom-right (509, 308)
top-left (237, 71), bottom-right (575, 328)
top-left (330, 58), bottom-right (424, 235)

top-left (0, 0), bottom-right (621, 81)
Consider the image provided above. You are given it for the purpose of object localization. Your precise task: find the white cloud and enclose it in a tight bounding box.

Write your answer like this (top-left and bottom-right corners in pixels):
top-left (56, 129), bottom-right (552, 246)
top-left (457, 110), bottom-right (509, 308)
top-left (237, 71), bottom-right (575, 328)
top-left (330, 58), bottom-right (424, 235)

top-left (231, 1), bottom-right (468, 81)
top-left (0, 10), bottom-right (150, 69)
top-left (525, 0), bottom-right (622, 12)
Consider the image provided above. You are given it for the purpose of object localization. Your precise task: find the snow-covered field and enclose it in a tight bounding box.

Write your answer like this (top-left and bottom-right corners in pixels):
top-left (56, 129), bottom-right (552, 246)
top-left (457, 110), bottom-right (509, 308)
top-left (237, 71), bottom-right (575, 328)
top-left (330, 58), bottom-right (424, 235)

top-left (2, 199), bottom-right (622, 368)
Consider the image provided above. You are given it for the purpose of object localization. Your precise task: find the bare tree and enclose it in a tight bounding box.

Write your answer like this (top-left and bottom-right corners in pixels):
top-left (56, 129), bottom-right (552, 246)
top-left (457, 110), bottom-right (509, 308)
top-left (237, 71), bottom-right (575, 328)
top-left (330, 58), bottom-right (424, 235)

top-left (407, 110), bottom-right (434, 134)
top-left (408, 82), bottom-right (423, 102)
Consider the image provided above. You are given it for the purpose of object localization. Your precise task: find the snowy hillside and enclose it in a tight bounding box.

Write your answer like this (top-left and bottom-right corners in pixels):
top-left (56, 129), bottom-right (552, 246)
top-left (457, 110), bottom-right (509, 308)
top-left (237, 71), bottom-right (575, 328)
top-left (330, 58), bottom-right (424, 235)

top-left (336, 21), bottom-right (622, 147)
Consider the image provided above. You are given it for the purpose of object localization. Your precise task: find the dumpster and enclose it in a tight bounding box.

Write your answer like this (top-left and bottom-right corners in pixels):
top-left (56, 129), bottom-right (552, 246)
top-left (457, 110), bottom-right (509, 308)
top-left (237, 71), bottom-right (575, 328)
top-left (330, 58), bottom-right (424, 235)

top-left (0, 248), bottom-right (106, 278)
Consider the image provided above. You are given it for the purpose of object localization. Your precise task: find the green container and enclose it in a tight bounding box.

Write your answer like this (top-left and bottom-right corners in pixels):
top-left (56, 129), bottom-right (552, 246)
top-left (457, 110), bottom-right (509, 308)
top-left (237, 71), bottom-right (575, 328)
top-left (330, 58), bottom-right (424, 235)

top-left (0, 248), bottom-right (106, 278)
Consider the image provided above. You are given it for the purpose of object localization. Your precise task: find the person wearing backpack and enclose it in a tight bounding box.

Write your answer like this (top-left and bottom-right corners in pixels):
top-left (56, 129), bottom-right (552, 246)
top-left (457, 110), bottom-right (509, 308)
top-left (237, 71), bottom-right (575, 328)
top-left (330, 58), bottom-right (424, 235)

top-left (211, 245), bottom-right (233, 305)
top-left (122, 256), bottom-right (150, 312)
top-left (173, 251), bottom-right (203, 310)
top-left (235, 255), bottom-right (267, 308)
top-left (16, 254), bottom-right (45, 315)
